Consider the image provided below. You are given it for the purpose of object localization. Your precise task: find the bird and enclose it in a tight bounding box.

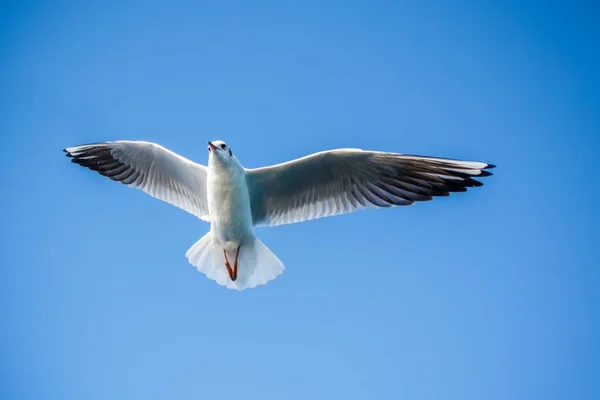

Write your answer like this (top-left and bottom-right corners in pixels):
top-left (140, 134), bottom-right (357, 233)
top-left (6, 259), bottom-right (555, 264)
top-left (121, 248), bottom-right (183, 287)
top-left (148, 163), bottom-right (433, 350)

top-left (64, 140), bottom-right (495, 290)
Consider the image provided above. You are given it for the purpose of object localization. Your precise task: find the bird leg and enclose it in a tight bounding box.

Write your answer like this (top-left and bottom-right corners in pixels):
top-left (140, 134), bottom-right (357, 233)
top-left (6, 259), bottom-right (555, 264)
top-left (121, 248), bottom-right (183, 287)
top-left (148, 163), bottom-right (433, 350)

top-left (232, 246), bottom-right (240, 281)
top-left (223, 246), bottom-right (241, 281)
top-left (223, 250), bottom-right (235, 281)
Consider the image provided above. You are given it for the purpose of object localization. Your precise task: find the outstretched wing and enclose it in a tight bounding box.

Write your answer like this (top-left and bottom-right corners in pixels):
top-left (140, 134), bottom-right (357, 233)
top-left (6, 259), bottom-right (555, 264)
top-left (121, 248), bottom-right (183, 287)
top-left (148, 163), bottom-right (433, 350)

top-left (65, 141), bottom-right (209, 220)
top-left (246, 149), bottom-right (494, 226)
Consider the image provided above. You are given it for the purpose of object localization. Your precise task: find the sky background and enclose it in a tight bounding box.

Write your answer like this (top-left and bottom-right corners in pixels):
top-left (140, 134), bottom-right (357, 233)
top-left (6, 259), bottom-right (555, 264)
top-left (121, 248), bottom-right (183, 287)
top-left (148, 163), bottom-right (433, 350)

top-left (1, 1), bottom-right (599, 399)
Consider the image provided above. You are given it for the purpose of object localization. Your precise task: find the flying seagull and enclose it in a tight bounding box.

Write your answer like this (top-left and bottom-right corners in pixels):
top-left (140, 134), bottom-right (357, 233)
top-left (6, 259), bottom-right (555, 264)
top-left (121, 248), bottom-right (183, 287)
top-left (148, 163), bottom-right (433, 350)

top-left (64, 140), bottom-right (495, 290)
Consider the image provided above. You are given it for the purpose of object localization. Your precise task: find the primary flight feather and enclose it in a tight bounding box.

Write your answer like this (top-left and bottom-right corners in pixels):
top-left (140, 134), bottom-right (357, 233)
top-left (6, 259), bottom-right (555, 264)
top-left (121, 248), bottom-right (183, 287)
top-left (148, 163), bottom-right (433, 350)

top-left (64, 140), bottom-right (495, 290)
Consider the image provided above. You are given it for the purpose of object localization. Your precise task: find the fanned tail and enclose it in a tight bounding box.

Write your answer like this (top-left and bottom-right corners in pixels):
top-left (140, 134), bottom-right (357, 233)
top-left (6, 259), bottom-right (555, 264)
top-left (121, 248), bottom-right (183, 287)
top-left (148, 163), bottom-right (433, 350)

top-left (185, 232), bottom-right (285, 290)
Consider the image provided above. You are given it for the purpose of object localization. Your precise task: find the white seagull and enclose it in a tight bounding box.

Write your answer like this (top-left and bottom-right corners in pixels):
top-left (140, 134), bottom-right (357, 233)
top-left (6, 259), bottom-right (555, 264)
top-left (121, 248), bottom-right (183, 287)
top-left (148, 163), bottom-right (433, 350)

top-left (64, 140), bottom-right (494, 290)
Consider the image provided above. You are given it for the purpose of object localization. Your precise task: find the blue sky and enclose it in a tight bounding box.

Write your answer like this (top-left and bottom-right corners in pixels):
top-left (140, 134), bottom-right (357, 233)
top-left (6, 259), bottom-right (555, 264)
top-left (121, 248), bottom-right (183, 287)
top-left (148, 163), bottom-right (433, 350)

top-left (1, 1), bottom-right (599, 399)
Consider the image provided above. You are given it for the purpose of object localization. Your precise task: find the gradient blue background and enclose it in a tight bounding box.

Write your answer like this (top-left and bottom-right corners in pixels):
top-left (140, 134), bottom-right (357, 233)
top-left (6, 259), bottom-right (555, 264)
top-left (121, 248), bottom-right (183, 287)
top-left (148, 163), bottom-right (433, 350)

top-left (1, 1), bottom-right (599, 399)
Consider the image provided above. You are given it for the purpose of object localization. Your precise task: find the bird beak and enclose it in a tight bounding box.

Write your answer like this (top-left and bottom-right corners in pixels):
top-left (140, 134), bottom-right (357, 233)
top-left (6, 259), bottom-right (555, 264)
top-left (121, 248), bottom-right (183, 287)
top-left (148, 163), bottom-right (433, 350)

top-left (208, 141), bottom-right (217, 150)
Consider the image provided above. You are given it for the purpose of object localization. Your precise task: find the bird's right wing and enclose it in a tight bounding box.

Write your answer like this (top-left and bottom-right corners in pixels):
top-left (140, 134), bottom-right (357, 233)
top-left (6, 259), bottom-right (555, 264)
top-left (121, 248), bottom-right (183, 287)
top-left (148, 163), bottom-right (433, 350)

top-left (246, 149), bottom-right (494, 226)
top-left (65, 141), bottom-right (210, 221)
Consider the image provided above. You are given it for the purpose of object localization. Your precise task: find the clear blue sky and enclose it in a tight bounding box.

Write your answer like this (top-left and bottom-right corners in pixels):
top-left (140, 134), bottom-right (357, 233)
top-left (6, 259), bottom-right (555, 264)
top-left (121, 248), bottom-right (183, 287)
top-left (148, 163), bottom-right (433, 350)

top-left (1, 1), bottom-right (599, 399)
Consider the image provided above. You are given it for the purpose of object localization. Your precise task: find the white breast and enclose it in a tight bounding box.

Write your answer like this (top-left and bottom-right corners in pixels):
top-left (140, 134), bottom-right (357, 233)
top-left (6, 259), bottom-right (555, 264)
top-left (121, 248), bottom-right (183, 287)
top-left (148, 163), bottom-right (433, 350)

top-left (207, 162), bottom-right (254, 247)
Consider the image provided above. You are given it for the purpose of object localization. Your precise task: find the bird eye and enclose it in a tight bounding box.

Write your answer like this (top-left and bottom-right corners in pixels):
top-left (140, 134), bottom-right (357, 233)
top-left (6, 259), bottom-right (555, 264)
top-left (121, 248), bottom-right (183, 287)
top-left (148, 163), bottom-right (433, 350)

top-left (220, 144), bottom-right (226, 149)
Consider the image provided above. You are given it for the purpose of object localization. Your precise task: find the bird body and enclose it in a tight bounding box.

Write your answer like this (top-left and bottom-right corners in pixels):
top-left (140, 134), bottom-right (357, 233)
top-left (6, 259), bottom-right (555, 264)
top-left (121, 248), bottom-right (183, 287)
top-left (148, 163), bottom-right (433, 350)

top-left (206, 143), bottom-right (253, 251)
top-left (64, 139), bottom-right (495, 290)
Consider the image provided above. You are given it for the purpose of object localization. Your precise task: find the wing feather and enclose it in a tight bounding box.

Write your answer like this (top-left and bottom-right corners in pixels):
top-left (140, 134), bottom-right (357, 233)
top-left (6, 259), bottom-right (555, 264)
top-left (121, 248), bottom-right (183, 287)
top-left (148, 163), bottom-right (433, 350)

top-left (64, 141), bottom-right (209, 220)
top-left (246, 149), bottom-right (494, 226)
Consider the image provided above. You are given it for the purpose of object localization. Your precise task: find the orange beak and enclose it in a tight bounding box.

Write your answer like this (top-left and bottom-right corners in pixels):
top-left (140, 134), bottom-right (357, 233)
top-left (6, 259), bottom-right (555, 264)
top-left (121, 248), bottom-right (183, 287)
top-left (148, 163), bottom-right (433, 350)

top-left (208, 141), bottom-right (217, 150)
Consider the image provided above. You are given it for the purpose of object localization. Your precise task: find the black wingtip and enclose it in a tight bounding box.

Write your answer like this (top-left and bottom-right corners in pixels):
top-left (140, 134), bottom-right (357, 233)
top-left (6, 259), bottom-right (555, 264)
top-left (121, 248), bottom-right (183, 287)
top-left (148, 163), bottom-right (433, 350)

top-left (485, 163), bottom-right (496, 169)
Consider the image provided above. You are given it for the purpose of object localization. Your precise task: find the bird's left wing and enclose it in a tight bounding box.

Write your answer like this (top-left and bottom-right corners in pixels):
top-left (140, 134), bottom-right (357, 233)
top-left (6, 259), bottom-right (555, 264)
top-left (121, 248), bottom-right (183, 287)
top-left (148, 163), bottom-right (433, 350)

top-left (246, 149), bottom-right (494, 226)
top-left (65, 141), bottom-right (209, 221)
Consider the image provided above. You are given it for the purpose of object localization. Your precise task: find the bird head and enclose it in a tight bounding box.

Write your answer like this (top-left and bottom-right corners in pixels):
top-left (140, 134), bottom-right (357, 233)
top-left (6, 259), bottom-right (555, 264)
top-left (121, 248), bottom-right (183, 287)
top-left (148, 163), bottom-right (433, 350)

top-left (208, 140), bottom-right (235, 165)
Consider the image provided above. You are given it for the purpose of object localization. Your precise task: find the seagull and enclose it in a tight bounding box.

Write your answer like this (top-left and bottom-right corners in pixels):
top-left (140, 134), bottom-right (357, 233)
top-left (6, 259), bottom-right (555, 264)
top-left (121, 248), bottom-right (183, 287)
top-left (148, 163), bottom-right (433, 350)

top-left (64, 140), bottom-right (495, 290)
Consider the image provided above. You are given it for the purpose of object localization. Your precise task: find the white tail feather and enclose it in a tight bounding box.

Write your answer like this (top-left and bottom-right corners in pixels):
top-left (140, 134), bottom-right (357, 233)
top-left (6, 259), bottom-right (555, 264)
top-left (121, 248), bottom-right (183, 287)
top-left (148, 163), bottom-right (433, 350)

top-left (185, 232), bottom-right (285, 290)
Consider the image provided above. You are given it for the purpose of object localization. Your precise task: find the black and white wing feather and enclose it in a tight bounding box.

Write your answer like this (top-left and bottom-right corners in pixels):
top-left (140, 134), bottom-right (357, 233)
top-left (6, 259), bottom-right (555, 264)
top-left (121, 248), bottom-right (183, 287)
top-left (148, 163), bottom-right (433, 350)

top-left (64, 141), bottom-right (209, 220)
top-left (246, 149), bottom-right (495, 226)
